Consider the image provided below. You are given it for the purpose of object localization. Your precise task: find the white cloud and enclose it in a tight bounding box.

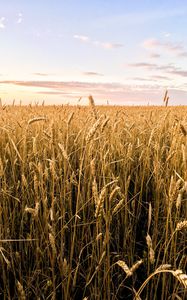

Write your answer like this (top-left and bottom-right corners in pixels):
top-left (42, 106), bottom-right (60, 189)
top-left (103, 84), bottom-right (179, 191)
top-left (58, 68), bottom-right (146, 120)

top-left (17, 13), bottom-right (23, 24)
top-left (74, 34), bottom-right (123, 49)
top-left (0, 17), bottom-right (5, 29)
top-left (100, 42), bottom-right (123, 49)
top-left (74, 35), bottom-right (89, 42)
top-left (163, 32), bottom-right (171, 38)
top-left (93, 40), bottom-right (123, 49)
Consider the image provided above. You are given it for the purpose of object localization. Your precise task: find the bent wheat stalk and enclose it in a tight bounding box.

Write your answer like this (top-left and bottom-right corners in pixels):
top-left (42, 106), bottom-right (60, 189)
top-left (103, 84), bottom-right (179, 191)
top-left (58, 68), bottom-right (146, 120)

top-left (28, 116), bottom-right (47, 124)
top-left (134, 268), bottom-right (187, 299)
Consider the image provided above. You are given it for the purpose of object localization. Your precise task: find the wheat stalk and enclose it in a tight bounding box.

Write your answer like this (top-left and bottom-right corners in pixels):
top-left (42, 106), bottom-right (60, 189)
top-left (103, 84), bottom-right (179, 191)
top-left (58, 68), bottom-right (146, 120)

top-left (88, 95), bottom-right (98, 120)
top-left (146, 234), bottom-right (155, 264)
top-left (116, 260), bottom-right (132, 277)
top-left (117, 259), bottom-right (143, 278)
top-left (28, 116), bottom-right (47, 124)
top-left (58, 143), bottom-right (69, 161)
top-left (172, 269), bottom-right (187, 288)
top-left (180, 124), bottom-right (187, 136)
top-left (86, 116), bottom-right (102, 143)
top-left (95, 186), bottom-right (107, 218)
top-left (135, 268), bottom-right (187, 299)
top-left (49, 233), bottom-right (57, 257)
top-left (130, 259), bottom-right (143, 274)
top-left (176, 220), bottom-right (187, 231)
top-left (16, 280), bottom-right (26, 300)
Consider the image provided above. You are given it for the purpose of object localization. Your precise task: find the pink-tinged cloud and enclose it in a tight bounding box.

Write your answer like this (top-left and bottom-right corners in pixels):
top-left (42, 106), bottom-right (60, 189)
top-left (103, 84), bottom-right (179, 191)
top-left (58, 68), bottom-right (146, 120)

top-left (143, 38), bottom-right (187, 57)
top-left (169, 70), bottom-right (187, 77)
top-left (150, 53), bottom-right (161, 58)
top-left (143, 38), bottom-right (183, 51)
top-left (178, 51), bottom-right (187, 57)
top-left (93, 40), bottom-right (124, 49)
top-left (129, 62), bottom-right (157, 68)
top-left (151, 75), bottom-right (171, 80)
top-left (74, 34), bottom-right (123, 49)
top-left (83, 71), bottom-right (103, 76)
top-left (0, 80), bottom-right (180, 98)
top-left (0, 80), bottom-right (165, 93)
top-left (132, 75), bottom-right (170, 81)
top-left (157, 64), bottom-right (179, 72)
top-left (1, 80), bottom-right (187, 105)
top-left (143, 38), bottom-right (159, 49)
top-left (129, 61), bottom-right (187, 77)
top-left (37, 91), bottom-right (77, 96)
top-left (33, 73), bottom-right (51, 76)
top-left (132, 77), bottom-right (157, 82)
top-left (101, 42), bottom-right (124, 49)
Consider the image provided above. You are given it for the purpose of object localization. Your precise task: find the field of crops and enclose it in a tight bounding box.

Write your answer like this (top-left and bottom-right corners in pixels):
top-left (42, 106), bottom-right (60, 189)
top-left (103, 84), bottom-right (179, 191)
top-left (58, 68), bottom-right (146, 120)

top-left (0, 101), bottom-right (186, 299)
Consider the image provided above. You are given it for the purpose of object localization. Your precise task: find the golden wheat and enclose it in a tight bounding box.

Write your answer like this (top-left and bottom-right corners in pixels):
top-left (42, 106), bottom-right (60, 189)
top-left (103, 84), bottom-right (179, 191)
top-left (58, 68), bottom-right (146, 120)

top-left (0, 103), bottom-right (186, 299)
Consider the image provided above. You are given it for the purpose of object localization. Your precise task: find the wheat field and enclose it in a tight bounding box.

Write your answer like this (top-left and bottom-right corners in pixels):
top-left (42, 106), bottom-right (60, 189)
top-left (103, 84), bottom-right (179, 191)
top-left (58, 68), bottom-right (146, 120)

top-left (0, 100), bottom-right (186, 299)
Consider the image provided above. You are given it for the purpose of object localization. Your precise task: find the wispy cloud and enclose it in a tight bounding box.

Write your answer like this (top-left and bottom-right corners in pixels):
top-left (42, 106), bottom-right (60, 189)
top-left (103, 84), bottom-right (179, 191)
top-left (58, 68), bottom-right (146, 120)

top-left (1, 79), bottom-right (187, 105)
top-left (129, 62), bottom-right (175, 71)
top-left (169, 70), bottom-right (187, 77)
top-left (129, 61), bottom-right (187, 77)
top-left (143, 38), bottom-right (187, 57)
top-left (0, 79), bottom-right (164, 92)
top-left (178, 52), bottom-right (187, 57)
top-left (82, 71), bottom-right (104, 76)
top-left (33, 73), bottom-right (51, 76)
top-left (162, 32), bottom-right (171, 38)
top-left (143, 38), bottom-right (181, 51)
top-left (17, 13), bottom-right (23, 24)
top-left (151, 75), bottom-right (171, 80)
top-left (150, 53), bottom-right (161, 58)
top-left (100, 42), bottom-right (123, 49)
top-left (37, 91), bottom-right (69, 95)
top-left (0, 17), bottom-right (5, 29)
top-left (74, 34), bottom-right (123, 49)
top-left (129, 62), bottom-right (157, 68)
top-left (0, 80), bottom-right (118, 90)
top-left (1, 79), bottom-right (180, 101)
top-left (0, 80), bottom-right (164, 104)
top-left (132, 74), bottom-right (170, 82)
top-left (73, 35), bottom-right (89, 42)
top-left (132, 77), bottom-right (157, 82)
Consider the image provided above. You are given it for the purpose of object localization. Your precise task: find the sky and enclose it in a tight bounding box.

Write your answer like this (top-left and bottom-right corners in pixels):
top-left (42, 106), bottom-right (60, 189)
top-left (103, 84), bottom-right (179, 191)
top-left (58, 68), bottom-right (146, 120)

top-left (0, 0), bottom-right (187, 105)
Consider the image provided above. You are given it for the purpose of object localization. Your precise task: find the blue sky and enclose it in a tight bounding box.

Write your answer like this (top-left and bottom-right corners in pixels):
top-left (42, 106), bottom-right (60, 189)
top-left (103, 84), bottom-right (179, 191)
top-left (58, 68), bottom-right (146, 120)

top-left (0, 0), bottom-right (187, 105)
